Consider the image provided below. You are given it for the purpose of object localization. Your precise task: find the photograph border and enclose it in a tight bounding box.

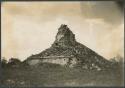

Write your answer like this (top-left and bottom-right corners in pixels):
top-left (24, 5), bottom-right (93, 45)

top-left (0, 0), bottom-right (124, 88)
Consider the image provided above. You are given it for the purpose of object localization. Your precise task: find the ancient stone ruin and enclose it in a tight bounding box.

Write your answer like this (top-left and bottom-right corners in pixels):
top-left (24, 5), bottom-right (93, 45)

top-left (25, 24), bottom-right (111, 70)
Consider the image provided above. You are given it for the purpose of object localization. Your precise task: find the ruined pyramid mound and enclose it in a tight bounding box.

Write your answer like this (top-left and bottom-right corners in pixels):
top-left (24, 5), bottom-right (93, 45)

top-left (26, 24), bottom-right (111, 69)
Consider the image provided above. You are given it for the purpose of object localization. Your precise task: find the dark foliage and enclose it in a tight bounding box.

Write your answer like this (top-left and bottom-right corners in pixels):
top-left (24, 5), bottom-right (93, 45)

top-left (1, 58), bottom-right (8, 68)
top-left (1, 62), bottom-right (124, 87)
top-left (7, 58), bottom-right (21, 68)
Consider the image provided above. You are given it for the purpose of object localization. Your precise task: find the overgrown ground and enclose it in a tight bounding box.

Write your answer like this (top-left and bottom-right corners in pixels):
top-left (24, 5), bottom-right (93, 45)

top-left (1, 63), bottom-right (124, 87)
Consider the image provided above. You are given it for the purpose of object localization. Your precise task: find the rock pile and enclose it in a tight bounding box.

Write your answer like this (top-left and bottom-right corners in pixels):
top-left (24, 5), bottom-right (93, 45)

top-left (26, 24), bottom-right (111, 70)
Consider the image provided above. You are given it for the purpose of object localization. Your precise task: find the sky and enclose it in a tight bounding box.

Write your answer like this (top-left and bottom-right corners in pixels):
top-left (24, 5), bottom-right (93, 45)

top-left (1, 1), bottom-right (124, 61)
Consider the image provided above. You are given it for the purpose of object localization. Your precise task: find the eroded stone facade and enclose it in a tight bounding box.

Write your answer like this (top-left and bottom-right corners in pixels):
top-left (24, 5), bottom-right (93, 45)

top-left (28, 57), bottom-right (77, 67)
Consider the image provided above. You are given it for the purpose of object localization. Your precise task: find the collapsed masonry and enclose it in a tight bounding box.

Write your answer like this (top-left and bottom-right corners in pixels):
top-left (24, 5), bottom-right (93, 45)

top-left (25, 24), bottom-right (111, 70)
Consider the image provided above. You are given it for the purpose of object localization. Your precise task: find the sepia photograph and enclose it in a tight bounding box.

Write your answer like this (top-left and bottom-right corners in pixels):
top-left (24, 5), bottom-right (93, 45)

top-left (1, 1), bottom-right (124, 87)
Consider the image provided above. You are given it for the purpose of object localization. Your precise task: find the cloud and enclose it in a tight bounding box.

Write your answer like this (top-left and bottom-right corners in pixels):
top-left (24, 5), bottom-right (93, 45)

top-left (80, 1), bottom-right (123, 25)
top-left (1, 1), bottom-right (124, 61)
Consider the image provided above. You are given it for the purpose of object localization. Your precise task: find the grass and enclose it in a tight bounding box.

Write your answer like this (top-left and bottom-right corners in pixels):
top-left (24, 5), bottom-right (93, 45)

top-left (1, 63), bottom-right (124, 87)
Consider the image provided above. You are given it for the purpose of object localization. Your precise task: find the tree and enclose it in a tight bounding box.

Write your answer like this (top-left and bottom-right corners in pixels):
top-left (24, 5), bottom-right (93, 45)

top-left (8, 58), bottom-right (21, 67)
top-left (1, 57), bottom-right (8, 67)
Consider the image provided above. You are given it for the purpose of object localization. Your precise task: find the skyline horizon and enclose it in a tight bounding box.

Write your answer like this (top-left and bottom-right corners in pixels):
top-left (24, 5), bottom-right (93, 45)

top-left (2, 24), bottom-right (124, 61)
top-left (2, 2), bottom-right (124, 61)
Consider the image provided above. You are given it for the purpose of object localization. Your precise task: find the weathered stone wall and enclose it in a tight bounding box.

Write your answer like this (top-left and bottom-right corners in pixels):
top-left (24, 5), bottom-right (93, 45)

top-left (68, 57), bottom-right (77, 67)
top-left (42, 58), bottom-right (69, 65)
top-left (27, 57), bottom-right (78, 67)
top-left (28, 59), bottom-right (41, 66)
